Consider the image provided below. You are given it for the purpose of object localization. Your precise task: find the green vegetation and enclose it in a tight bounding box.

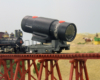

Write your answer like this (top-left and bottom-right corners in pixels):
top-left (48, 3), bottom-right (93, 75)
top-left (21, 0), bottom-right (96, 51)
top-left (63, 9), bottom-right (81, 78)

top-left (75, 51), bottom-right (80, 53)
top-left (94, 37), bottom-right (100, 41)
top-left (33, 63), bottom-right (40, 74)
top-left (87, 51), bottom-right (94, 53)
top-left (77, 42), bottom-right (85, 44)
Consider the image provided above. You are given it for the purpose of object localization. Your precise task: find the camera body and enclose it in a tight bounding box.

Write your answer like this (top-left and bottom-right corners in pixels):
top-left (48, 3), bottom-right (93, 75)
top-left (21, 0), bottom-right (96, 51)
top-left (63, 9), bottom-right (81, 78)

top-left (21, 16), bottom-right (77, 53)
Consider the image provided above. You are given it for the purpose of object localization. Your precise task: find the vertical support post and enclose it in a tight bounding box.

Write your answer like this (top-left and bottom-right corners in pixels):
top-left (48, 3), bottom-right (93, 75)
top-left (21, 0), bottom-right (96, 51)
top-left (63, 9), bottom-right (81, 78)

top-left (75, 61), bottom-right (78, 80)
top-left (22, 60), bottom-right (25, 80)
top-left (28, 60), bottom-right (31, 80)
top-left (79, 61), bottom-right (83, 80)
top-left (3, 60), bottom-right (8, 80)
top-left (83, 61), bottom-right (89, 80)
top-left (38, 62), bottom-right (43, 80)
top-left (10, 60), bottom-right (13, 80)
top-left (45, 60), bottom-right (48, 80)
top-left (55, 60), bottom-right (62, 80)
top-left (51, 60), bottom-right (53, 80)
top-left (69, 59), bottom-right (89, 80)
top-left (33, 60), bottom-right (38, 77)
top-left (69, 61), bottom-right (74, 80)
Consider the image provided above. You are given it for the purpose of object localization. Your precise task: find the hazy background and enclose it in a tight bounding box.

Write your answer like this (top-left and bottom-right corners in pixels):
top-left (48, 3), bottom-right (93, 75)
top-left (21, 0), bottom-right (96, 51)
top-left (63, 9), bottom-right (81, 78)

top-left (0, 0), bottom-right (100, 44)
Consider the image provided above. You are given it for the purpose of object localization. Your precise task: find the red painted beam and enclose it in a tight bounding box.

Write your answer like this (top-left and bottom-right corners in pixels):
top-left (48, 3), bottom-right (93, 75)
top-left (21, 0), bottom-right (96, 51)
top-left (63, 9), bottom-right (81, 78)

top-left (0, 53), bottom-right (100, 59)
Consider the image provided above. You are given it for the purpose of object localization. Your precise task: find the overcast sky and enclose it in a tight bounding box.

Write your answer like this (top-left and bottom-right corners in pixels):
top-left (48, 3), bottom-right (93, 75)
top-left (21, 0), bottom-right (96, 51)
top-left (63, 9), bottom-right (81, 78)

top-left (0, 0), bottom-right (100, 42)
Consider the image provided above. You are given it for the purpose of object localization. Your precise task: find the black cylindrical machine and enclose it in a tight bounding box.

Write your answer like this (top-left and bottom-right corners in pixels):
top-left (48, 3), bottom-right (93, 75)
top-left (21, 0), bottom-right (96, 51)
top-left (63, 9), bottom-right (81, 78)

top-left (21, 16), bottom-right (77, 42)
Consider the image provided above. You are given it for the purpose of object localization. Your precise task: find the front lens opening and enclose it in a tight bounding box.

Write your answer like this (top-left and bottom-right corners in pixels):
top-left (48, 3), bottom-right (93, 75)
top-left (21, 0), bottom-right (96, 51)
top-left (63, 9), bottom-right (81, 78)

top-left (65, 25), bottom-right (76, 41)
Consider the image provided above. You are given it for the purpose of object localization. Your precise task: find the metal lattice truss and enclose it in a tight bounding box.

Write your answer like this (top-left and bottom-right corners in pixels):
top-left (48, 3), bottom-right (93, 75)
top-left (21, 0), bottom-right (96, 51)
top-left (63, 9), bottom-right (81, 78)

top-left (0, 53), bottom-right (99, 80)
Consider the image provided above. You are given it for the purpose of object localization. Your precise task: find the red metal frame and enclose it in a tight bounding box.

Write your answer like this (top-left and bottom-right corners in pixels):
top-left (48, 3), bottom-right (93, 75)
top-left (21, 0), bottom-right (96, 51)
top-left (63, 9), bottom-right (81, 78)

top-left (0, 59), bottom-right (8, 80)
top-left (38, 59), bottom-right (62, 80)
top-left (69, 59), bottom-right (89, 80)
top-left (0, 53), bottom-right (98, 80)
top-left (0, 59), bottom-right (15, 80)
top-left (13, 59), bottom-right (38, 80)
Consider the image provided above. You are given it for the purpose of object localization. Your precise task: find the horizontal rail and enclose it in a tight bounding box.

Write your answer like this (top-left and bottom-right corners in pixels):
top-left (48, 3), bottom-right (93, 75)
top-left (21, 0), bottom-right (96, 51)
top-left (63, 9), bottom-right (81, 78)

top-left (0, 53), bottom-right (100, 59)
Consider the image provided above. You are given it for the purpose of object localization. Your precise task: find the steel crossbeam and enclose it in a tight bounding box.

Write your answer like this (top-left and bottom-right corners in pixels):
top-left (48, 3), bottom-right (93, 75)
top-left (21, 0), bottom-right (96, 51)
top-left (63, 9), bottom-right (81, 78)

top-left (0, 53), bottom-right (100, 59)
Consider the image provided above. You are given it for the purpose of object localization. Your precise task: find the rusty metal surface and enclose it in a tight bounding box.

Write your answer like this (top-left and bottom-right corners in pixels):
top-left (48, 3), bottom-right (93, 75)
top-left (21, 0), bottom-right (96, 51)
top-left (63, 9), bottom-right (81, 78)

top-left (0, 53), bottom-right (100, 59)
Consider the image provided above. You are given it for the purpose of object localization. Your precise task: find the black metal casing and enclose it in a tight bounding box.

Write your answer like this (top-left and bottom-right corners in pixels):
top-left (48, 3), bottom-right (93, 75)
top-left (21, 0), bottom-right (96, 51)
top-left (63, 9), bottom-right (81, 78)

top-left (0, 38), bottom-right (23, 46)
top-left (21, 16), bottom-right (77, 43)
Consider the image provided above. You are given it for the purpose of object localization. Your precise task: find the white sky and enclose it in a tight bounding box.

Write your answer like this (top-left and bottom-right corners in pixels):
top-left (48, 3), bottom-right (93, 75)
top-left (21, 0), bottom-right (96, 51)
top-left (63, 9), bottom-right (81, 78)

top-left (0, 0), bottom-right (100, 42)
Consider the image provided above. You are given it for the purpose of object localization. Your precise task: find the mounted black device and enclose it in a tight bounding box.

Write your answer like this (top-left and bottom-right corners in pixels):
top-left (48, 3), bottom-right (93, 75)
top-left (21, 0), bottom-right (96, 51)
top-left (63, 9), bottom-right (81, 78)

top-left (21, 16), bottom-right (77, 53)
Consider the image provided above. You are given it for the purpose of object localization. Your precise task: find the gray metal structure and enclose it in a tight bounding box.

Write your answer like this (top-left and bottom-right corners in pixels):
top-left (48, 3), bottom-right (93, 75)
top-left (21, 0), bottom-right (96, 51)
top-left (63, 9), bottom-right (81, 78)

top-left (26, 40), bottom-right (70, 53)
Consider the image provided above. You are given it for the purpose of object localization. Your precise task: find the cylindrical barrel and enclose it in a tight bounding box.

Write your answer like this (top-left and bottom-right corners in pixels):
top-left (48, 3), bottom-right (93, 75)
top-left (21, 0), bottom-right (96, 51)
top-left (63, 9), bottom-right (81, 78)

top-left (21, 16), bottom-right (77, 42)
top-left (21, 16), bottom-right (58, 35)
